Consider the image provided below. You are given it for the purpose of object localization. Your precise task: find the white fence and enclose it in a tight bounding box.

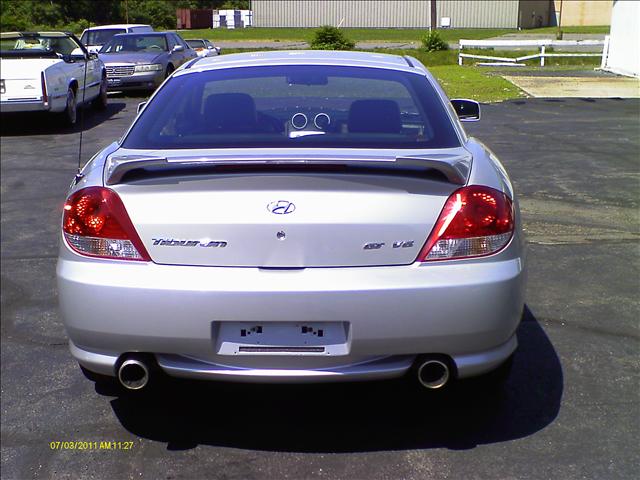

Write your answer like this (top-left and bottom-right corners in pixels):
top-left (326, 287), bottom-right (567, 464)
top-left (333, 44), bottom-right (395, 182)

top-left (458, 39), bottom-right (605, 67)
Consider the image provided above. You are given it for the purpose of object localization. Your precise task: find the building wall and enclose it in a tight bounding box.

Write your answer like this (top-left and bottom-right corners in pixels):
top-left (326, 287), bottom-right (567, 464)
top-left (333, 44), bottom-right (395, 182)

top-left (438, 0), bottom-right (519, 28)
top-left (252, 0), bottom-right (431, 28)
top-left (252, 0), bottom-right (543, 29)
top-left (552, 0), bottom-right (612, 26)
top-left (604, 0), bottom-right (638, 77)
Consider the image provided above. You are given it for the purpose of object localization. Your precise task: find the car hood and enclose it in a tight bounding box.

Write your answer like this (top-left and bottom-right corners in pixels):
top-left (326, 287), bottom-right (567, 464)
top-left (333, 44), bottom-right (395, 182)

top-left (99, 52), bottom-right (165, 65)
top-left (0, 58), bottom-right (62, 79)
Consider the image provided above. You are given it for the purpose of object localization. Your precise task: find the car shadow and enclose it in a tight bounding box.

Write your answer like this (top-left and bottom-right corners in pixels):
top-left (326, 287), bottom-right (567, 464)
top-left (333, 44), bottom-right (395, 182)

top-left (0, 101), bottom-right (126, 137)
top-left (98, 305), bottom-right (562, 452)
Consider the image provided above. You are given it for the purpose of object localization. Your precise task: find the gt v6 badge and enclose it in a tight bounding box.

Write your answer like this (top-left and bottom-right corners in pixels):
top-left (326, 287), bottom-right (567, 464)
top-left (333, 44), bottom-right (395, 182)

top-left (152, 239), bottom-right (227, 248)
top-left (363, 240), bottom-right (415, 250)
top-left (267, 200), bottom-right (296, 215)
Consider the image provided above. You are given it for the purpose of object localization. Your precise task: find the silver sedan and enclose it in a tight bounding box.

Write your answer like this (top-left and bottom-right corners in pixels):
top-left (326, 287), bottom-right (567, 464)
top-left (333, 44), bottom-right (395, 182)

top-left (98, 32), bottom-right (197, 91)
top-left (57, 51), bottom-right (526, 393)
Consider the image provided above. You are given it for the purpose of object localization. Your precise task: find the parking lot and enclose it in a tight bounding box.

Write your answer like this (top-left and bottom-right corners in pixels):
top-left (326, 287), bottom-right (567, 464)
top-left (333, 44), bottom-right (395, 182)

top-left (1, 96), bottom-right (638, 479)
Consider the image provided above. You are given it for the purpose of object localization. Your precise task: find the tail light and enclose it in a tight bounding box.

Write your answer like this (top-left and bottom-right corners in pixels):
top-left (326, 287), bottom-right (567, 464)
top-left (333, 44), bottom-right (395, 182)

top-left (62, 187), bottom-right (150, 261)
top-left (417, 185), bottom-right (514, 262)
top-left (41, 72), bottom-right (48, 106)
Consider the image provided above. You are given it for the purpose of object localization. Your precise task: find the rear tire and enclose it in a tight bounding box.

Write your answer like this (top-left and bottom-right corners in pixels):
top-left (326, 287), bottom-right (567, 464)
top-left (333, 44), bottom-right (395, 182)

top-left (63, 87), bottom-right (77, 126)
top-left (92, 75), bottom-right (108, 110)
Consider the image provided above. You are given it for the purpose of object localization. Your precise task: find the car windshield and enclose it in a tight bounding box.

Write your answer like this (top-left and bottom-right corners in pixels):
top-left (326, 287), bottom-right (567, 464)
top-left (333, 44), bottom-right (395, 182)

top-left (100, 34), bottom-right (167, 53)
top-left (0, 32), bottom-right (81, 57)
top-left (186, 40), bottom-right (205, 49)
top-left (123, 65), bottom-right (460, 150)
top-left (81, 29), bottom-right (125, 46)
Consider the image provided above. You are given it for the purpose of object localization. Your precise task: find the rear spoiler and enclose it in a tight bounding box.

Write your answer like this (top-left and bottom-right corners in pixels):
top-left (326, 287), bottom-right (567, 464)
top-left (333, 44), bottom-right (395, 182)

top-left (105, 154), bottom-right (470, 186)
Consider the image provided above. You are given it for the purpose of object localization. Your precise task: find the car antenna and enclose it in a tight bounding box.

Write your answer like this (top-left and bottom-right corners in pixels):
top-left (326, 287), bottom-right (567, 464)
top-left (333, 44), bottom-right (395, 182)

top-left (76, 20), bottom-right (91, 182)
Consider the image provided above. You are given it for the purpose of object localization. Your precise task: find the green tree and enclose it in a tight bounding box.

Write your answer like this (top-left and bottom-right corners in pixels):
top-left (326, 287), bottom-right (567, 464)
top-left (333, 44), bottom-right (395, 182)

top-left (310, 25), bottom-right (355, 51)
top-left (421, 31), bottom-right (448, 52)
top-left (0, 0), bottom-right (251, 32)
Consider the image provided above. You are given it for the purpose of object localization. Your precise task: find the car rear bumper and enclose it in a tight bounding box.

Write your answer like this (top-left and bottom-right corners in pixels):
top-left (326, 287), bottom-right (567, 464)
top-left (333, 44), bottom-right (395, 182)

top-left (57, 241), bottom-right (526, 382)
top-left (70, 333), bottom-right (517, 383)
top-left (0, 99), bottom-right (49, 113)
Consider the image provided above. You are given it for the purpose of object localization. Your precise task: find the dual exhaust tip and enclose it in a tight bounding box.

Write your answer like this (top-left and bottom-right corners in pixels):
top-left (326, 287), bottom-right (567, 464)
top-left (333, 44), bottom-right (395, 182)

top-left (116, 354), bottom-right (452, 391)
top-left (416, 358), bottom-right (451, 390)
top-left (117, 357), bottom-right (150, 390)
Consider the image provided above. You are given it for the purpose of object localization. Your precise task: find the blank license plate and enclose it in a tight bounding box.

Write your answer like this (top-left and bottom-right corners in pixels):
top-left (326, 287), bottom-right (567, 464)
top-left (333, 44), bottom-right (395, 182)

top-left (214, 322), bottom-right (349, 356)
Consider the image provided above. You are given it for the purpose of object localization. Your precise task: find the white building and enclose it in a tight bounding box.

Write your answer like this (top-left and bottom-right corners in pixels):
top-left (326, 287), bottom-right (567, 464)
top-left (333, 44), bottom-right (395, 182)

top-left (602, 0), bottom-right (639, 78)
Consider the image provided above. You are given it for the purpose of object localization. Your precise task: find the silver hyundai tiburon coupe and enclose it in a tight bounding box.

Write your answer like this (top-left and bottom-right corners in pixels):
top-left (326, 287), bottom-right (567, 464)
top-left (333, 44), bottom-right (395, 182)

top-left (57, 51), bottom-right (526, 392)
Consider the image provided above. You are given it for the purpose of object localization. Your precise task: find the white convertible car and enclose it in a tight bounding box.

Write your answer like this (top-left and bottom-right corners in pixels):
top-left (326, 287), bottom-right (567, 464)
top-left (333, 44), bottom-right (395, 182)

top-left (0, 31), bottom-right (108, 125)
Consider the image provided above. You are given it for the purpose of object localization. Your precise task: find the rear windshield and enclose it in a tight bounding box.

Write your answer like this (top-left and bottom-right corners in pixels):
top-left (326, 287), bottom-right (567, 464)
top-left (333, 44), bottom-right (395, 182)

top-left (122, 65), bottom-right (460, 150)
top-left (80, 29), bottom-right (125, 46)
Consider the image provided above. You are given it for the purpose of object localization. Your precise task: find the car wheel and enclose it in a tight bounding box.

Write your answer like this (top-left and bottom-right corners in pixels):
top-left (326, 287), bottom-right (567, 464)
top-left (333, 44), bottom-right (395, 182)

top-left (63, 87), bottom-right (77, 125)
top-left (92, 75), bottom-right (108, 110)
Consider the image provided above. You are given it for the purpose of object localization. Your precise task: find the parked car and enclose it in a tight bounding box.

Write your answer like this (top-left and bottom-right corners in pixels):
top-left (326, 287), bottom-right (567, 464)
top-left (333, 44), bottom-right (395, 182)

top-left (0, 31), bottom-right (107, 125)
top-left (186, 39), bottom-right (220, 57)
top-left (98, 32), bottom-right (197, 91)
top-left (80, 24), bottom-right (153, 53)
top-left (57, 51), bottom-right (526, 393)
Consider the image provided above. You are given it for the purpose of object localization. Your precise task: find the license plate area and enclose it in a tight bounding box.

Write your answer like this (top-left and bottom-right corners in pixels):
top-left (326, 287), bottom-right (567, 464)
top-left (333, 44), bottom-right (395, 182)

top-left (214, 322), bottom-right (350, 356)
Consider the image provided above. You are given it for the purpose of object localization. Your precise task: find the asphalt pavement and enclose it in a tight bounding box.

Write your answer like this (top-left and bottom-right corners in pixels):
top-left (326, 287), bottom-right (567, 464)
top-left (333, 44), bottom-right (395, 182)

top-left (1, 96), bottom-right (638, 479)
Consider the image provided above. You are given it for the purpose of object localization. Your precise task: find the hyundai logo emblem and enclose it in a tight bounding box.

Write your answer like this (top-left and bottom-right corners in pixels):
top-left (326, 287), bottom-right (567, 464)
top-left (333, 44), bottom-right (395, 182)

top-left (267, 200), bottom-right (296, 215)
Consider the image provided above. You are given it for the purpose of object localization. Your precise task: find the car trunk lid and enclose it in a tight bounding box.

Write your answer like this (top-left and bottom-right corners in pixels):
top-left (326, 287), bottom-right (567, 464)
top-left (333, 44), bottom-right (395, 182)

top-left (0, 59), bottom-right (55, 99)
top-left (107, 150), bottom-right (470, 268)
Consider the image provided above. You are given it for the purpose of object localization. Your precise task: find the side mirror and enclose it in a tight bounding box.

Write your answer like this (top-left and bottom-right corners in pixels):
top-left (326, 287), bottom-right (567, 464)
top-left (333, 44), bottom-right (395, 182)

top-left (137, 102), bottom-right (147, 114)
top-left (451, 99), bottom-right (481, 122)
top-left (172, 45), bottom-right (184, 52)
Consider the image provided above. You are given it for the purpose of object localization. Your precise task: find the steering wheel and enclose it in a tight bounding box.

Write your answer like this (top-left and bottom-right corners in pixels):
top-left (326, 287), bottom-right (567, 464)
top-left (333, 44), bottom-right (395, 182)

top-left (147, 45), bottom-right (163, 51)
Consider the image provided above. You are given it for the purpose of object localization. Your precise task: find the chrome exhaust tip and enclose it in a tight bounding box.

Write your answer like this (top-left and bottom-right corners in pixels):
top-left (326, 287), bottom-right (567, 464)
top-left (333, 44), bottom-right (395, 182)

top-left (117, 358), bottom-right (149, 390)
top-left (417, 359), bottom-right (450, 389)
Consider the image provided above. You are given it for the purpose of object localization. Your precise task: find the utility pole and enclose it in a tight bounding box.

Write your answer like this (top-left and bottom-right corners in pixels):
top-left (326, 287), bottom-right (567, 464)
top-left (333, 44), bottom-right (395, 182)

top-left (430, 0), bottom-right (437, 31)
top-left (557, 0), bottom-right (563, 39)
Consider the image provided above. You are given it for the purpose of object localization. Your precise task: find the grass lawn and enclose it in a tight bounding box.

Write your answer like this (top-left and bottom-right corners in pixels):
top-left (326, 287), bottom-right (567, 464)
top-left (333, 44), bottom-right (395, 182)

top-left (175, 26), bottom-right (609, 43)
top-left (369, 48), bottom-right (600, 68)
top-left (177, 27), bottom-right (514, 43)
top-left (429, 65), bottom-right (525, 102)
